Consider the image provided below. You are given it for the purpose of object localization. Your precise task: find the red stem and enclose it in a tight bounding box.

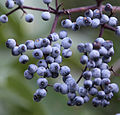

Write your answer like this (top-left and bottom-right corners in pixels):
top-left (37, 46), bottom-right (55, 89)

top-left (6, 6), bottom-right (20, 16)
top-left (50, 14), bottom-right (59, 34)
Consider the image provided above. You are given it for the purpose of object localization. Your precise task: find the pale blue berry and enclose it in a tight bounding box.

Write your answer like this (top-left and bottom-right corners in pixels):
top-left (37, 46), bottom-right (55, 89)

top-left (19, 54), bottom-right (29, 64)
top-left (6, 39), bottom-right (16, 49)
top-left (32, 49), bottom-right (43, 59)
top-left (25, 14), bottom-right (34, 23)
top-left (41, 12), bottom-right (51, 21)
top-left (24, 70), bottom-right (33, 80)
top-left (37, 78), bottom-right (48, 89)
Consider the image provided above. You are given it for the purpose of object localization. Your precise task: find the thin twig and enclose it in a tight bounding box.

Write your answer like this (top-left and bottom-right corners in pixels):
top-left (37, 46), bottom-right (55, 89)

top-left (99, 25), bottom-right (105, 37)
top-left (6, 6), bottom-right (20, 16)
top-left (50, 14), bottom-right (59, 34)
top-left (76, 66), bottom-right (87, 84)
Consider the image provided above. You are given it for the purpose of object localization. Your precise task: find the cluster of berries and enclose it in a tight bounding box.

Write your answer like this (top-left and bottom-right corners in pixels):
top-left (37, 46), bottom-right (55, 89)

top-left (6, 31), bottom-right (73, 102)
top-left (61, 3), bottom-right (120, 36)
top-left (0, 0), bottom-right (52, 23)
top-left (76, 37), bottom-right (119, 107)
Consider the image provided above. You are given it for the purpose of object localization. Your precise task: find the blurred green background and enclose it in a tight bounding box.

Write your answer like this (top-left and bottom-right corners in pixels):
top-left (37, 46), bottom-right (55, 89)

top-left (0, 0), bottom-right (120, 115)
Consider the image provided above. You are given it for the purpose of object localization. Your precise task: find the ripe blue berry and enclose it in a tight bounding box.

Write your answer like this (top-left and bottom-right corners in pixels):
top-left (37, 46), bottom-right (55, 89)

top-left (24, 70), bottom-right (33, 80)
top-left (53, 83), bottom-right (61, 92)
top-left (89, 87), bottom-right (98, 96)
top-left (77, 43), bottom-right (85, 53)
top-left (19, 54), bottom-right (29, 64)
top-left (104, 3), bottom-right (113, 12)
top-left (76, 16), bottom-right (84, 26)
top-left (46, 56), bottom-right (54, 64)
top-left (92, 97), bottom-right (101, 107)
top-left (32, 49), bottom-right (43, 59)
top-left (80, 55), bottom-right (88, 64)
top-left (95, 37), bottom-right (105, 44)
top-left (71, 23), bottom-right (80, 31)
top-left (84, 9), bottom-right (93, 18)
top-left (49, 33), bottom-right (59, 42)
top-left (59, 30), bottom-right (68, 39)
top-left (37, 59), bottom-right (47, 68)
top-left (37, 67), bottom-right (46, 76)
top-left (61, 19), bottom-right (73, 28)
top-left (60, 66), bottom-right (70, 76)
top-left (12, 46), bottom-right (20, 56)
top-left (74, 96), bottom-right (84, 106)
top-left (87, 60), bottom-right (95, 68)
top-left (37, 78), bottom-right (48, 89)
top-left (0, 15), bottom-right (8, 23)
top-left (25, 40), bottom-right (35, 50)
top-left (6, 39), bottom-right (16, 49)
top-left (84, 43), bottom-right (93, 52)
top-left (97, 91), bottom-right (105, 99)
top-left (41, 12), bottom-right (51, 21)
top-left (25, 14), bottom-right (34, 23)
top-left (59, 84), bottom-right (68, 94)
top-left (101, 69), bottom-right (111, 78)
top-left (108, 83), bottom-right (119, 93)
top-left (55, 55), bottom-right (62, 64)
top-left (101, 99), bottom-right (110, 107)
top-left (51, 47), bottom-right (60, 58)
top-left (42, 45), bottom-right (52, 54)
top-left (35, 88), bottom-right (47, 98)
top-left (53, 43), bottom-right (61, 49)
top-left (92, 68), bottom-right (101, 78)
top-left (83, 71), bottom-right (92, 80)
top-left (50, 62), bottom-right (60, 73)
top-left (99, 63), bottom-right (108, 70)
top-left (41, 38), bottom-right (50, 47)
top-left (43, 0), bottom-right (52, 4)
top-left (34, 38), bottom-right (42, 48)
top-left (93, 78), bottom-right (101, 86)
top-left (18, 44), bottom-right (27, 53)
top-left (99, 46), bottom-right (108, 56)
top-left (108, 17), bottom-right (118, 26)
top-left (78, 87), bottom-right (87, 97)
top-left (62, 49), bottom-right (72, 58)
top-left (5, 0), bottom-right (15, 9)
top-left (61, 37), bottom-right (72, 49)
top-left (89, 50), bottom-right (100, 60)
top-left (93, 9), bottom-right (101, 18)
top-left (102, 41), bottom-right (113, 50)
top-left (101, 78), bottom-right (111, 86)
top-left (28, 64), bottom-right (38, 74)
top-left (91, 18), bottom-right (100, 28)
top-left (84, 80), bottom-right (92, 88)
top-left (83, 17), bottom-right (92, 26)
top-left (100, 14), bottom-right (109, 24)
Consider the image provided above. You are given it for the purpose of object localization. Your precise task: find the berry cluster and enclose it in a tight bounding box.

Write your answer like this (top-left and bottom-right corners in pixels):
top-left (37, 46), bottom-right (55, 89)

top-left (1, 0), bottom-right (120, 108)
top-left (61, 3), bottom-right (120, 36)
top-left (77, 37), bottom-right (119, 107)
top-left (6, 31), bottom-right (73, 102)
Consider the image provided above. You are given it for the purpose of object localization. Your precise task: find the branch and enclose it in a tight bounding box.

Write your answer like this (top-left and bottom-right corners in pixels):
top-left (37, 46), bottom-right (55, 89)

top-left (104, 24), bottom-right (116, 31)
top-left (22, 5), bottom-right (55, 14)
top-left (6, 6), bottom-right (20, 16)
top-left (99, 25), bottom-right (105, 37)
top-left (50, 14), bottom-right (59, 34)
top-left (59, 5), bottom-right (97, 14)
top-left (76, 66), bottom-right (87, 84)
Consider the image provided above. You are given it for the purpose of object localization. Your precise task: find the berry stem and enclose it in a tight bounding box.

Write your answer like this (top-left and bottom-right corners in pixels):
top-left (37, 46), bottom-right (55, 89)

top-left (50, 14), bottom-right (59, 34)
top-left (104, 24), bottom-right (116, 31)
top-left (6, 6), bottom-right (20, 16)
top-left (99, 25), bottom-right (105, 37)
top-left (76, 66), bottom-right (87, 84)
